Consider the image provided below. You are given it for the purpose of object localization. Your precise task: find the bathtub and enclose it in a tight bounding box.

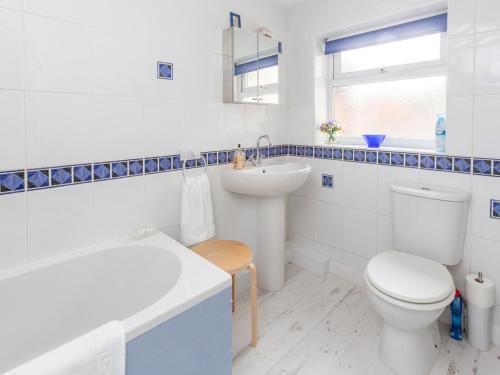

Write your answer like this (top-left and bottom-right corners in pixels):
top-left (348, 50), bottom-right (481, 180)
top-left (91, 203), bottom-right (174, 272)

top-left (0, 232), bottom-right (232, 374)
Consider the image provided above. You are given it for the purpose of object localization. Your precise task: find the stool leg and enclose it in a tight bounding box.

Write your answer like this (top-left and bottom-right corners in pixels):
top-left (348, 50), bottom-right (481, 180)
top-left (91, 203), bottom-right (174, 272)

top-left (231, 274), bottom-right (236, 313)
top-left (248, 263), bottom-right (258, 346)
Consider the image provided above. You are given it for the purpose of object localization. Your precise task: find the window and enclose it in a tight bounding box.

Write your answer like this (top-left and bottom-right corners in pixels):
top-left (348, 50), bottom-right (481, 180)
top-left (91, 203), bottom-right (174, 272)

top-left (326, 14), bottom-right (448, 149)
top-left (239, 65), bottom-right (279, 104)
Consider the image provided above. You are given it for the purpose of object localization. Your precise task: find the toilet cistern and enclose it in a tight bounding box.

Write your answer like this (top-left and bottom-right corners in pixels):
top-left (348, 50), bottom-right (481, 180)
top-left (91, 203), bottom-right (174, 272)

top-left (250, 134), bottom-right (272, 167)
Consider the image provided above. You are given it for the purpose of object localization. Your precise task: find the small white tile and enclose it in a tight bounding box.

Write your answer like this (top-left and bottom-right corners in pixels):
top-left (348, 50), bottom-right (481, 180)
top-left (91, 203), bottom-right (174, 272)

top-left (143, 98), bottom-right (185, 156)
top-left (314, 201), bottom-right (342, 249)
top-left (447, 36), bottom-right (475, 97)
top-left (27, 183), bottom-right (94, 261)
top-left (342, 162), bottom-right (377, 212)
top-left (25, 92), bottom-right (93, 168)
top-left (265, 105), bottom-right (287, 145)
top-left (287, 194), bottom-right (315, 240)
top-left (475, 31), bottom-right (500, 95)
top-left (25, 14), bottom-right (92, 93)
top-left (185, 49), bottom-right (221, 103)
top-left (0, 90), bottom-right (25, 171)
top-left (218, 103), bottom-right (245, 149)
top-left (315, 241), bottom-right (341, 263)
top-left (476, 0), bottom-right (500, 33)
top-left (473, 94), bottom-right (500, 158)
top-left (342, 206), bottom-right (377, 259)
top-left (341, 251), bottom-right (369, 273)
top-left (448, 0), bottom-right (475, 37)
top-left (244, 105), bottom-right (267, 147)
top-left (470, 175), bottom-right (500, 242)
top-left (144, 172), bottom-right (182, 230)
top-left (185, 102), bottom-right (218, 151)
top-left (0, 9), bottom-right (23, 89)
top-left (469, 235), bottom-right (500, 303)
top-left (377, 215), bottom-right (394, 254)
top-left (377, 165), bottom-right (419, 216)
top-left (24, 0), bottom-right (93, 25)
top-left (92, 96), bottom-right (144, 161)
top-left (446, 96), bottom-right (474, 156)
top-left (0, 193), bottom-right (26, 271)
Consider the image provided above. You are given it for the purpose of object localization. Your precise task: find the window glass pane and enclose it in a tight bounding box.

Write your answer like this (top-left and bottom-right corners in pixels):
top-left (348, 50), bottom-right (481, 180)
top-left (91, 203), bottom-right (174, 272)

top-left (340, 33), bottom-right (441, 73)
top-left (334, 76), bottom-right (446, 140)
top-left (244, 71), bottom-right (258, 88)
top-left (258, 65), bottom-right (279, 86)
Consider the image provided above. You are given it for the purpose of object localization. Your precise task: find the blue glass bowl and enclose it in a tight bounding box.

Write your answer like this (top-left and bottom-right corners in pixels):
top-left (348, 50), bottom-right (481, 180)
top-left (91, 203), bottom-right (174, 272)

top-left (362, 134), bottom-right (386, 148)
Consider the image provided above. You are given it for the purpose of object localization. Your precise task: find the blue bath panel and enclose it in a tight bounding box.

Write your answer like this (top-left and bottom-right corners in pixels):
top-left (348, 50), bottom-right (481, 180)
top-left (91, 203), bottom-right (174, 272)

top-left (126, 288), bottom-right (232, 375)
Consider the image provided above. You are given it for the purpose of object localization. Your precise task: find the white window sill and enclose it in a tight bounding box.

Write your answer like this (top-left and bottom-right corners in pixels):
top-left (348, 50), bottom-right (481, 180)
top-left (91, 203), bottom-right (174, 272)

top-left (318, 143), bottom-right (443, 155)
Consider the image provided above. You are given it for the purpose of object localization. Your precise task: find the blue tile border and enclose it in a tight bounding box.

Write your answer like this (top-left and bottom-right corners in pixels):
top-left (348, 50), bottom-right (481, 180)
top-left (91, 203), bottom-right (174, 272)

top-left (491, 200), bottom-right (500, 219)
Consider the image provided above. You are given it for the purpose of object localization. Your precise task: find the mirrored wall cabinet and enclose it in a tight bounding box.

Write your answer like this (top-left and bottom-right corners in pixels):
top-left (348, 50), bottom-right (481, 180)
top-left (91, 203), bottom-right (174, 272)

top-left (223, 27), bottom-right (281, 104)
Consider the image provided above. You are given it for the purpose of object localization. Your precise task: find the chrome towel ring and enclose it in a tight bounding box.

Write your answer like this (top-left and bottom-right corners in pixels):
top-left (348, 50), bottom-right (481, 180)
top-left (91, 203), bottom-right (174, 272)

top-left (181, 153), bottom-right (208, 180)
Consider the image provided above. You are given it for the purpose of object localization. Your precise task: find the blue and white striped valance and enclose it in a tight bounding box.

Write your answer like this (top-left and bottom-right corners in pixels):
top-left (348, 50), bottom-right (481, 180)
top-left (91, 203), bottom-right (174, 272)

top-left (324, 13), bottom-right (447, 55)
top-left (234, 54), bottom-right (279, 75)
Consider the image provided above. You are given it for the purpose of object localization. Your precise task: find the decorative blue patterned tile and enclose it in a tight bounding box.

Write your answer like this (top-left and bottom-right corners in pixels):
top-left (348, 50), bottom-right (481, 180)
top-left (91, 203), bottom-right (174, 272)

top-left (0, 171), bottom-right (25, 193)
top-left (491, 200), bottom-right (500, 219)
top-left (157, 62), bottom-right (173, 80)
top-left (112, 161), bottom-right (128, 178)
top-left (420, 155), bottom-right (436, 170)
top-left (73, 165), bottom-right (92, 183)
top-left (289, 145), bottom-right (297, 155)
top-left (306, 146), bottom-right (314, 158)
top-left (333, 148), bottom-right (343, 160)
top-left (296, 146), bottom-right (305, 156)
top-left (51, 167), bottom-right (72, 185)
top-left (227, 150), bottom-right (236, 162)
top-left (129, 159), bottom-right (143, 175)
top-left (244, 148), bottom-right (255, 160)
top-left (322, 147), bottom-right (333, 159)
top-left (405, 154), bottom-right (419, 168)
top-left (159, 157), bottom-right (172, 171)
top-left (218, 151), bottom-right (228, 164)
top-left (322, 174), bottom-right (333, 189)
top-left (353, 150), bottom-right (365, 162)
top-left (366, 151), bottom-right (377, 163)
top-left (281, 145), bottom-right (289, 155)
top-left (185, 159), bottom-right (197, 169)
top-left (172, 155), bottom-right (182, 170)
top-left (473, 159), bottom-right (492, 175)
top-left (314, 147), bottom-right (323, 158)
top-left (453, 157), bottom-right (471, 173)
top-left (28, 169), bottom-right (50, 189)
top-left (391, 153), bottom-right (404, 166)
top-left (436, 156), bottom-right (453, 171)
top-left (274, 146), bottom-right (281, 157)
top-left (493, 160), bottom-right (500, 176)
top-left (206, 152), bottom-right (218, 165)
top-left (269, 146), bottom-right (276, 157)
top-left (378, 152), bottom-right (390, 165)
top-left (145, 158), bottom-right (159, 174)
top-left (94, 163), bottom-right (111, 180)
top-left (198, 155), bottom-right (207, 167)
top-left (260, 147), bottom-right (269, 159)
top-left (343, 149), bottom-right (354, 161)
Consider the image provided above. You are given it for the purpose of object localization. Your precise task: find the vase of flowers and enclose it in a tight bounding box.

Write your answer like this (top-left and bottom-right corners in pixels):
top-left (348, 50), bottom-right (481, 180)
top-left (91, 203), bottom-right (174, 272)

top-left (320, 120), bottom-right (342, 144)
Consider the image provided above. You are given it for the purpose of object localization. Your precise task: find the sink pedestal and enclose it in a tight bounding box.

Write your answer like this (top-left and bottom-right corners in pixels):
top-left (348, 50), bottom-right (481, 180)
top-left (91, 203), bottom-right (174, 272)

top-left (257, 196), bottom-right (286, 291)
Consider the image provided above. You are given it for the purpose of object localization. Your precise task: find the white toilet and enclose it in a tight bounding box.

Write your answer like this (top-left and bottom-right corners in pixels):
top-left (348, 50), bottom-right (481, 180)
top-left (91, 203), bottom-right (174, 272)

top-left (365, 182), bottom-right (470, 375)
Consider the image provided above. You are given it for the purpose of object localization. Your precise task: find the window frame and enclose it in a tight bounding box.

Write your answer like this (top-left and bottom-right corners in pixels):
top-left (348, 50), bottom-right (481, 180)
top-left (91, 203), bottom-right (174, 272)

top-left (328, 32), bottom-right (448, 149)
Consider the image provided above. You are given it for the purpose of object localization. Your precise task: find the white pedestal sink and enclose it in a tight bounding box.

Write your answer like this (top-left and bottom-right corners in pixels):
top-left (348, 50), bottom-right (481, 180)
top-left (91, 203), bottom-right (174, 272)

top-left (221, 162), bottom-right (311, 291)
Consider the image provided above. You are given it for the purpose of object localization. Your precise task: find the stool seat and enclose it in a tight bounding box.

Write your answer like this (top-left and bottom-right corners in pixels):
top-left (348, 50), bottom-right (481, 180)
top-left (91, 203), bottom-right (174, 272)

top-left (191, 240), bottom-right (252, 274)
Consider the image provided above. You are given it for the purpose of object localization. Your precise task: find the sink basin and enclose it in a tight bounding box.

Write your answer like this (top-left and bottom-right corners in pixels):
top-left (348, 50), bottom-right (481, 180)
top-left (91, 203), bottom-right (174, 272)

top-left (220, 162), bottom-right (311, 292)
top-left (220, 162), bottom-right (311, 197)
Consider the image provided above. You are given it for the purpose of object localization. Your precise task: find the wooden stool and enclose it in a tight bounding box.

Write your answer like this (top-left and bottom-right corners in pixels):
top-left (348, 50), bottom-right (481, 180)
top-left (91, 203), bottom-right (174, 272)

top-left (191, 239), bottom-right (258, 346)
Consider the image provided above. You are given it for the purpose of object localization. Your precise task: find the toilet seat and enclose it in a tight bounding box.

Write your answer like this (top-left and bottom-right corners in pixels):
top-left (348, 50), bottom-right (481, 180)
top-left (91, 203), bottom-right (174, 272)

top-left (366, 251), bottom-right (454, 304)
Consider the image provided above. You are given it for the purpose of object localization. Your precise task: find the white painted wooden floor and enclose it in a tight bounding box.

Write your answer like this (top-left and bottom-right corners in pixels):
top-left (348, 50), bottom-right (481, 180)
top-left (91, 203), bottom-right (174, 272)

top-left (232, 264), bottom-right (500, 375)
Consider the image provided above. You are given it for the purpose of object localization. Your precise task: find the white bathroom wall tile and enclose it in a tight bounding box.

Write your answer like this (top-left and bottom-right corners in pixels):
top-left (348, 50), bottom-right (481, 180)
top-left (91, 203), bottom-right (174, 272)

top-left (90, 0), bottom-right (143, 31)
top-left (447, 36), bottom-right (475, 97)
top-left (341, 251), bottom-right (369, 273)
top-left (185, 102), bottom-right (219, 152)
top-left (475, 31), bottom-right (500, 95)
top-left (0, 90), bottom-right (25, 171)
top-left (446, 96), bottom-right (474, 156)
top-left (376, 215), bottom-right (394, 254)
top-left (93, 177), bottom-right (146, 243)
top-left (244, 105), bottom-right (268, 148)
top-left (314, 201), bottom-right (342, 249)
top-left (470, 235), bottom-right (500, 303)
top-left (27, 183), bottom-right (94, 261)
top-left (376, 165), bottom-right (419, 216)
top-left (315, 241), bottom-right (341, 263)
top-left (25, 92), bottom-right (93, 168)
top-left (342, 162), bottom-right (377, 212)
top-left (473, 94), bottom-right (500, 158)
top-left (0, 0), bottom-right (22, 10)
top-left (448, 0), bottom-right (475, 37)
top-left (24, 0), bottom-right (93, 25)
top-left (143, 98), bottom-right (185, 156)
top-left (185, 49), bottom-right (222, 103)
top-left (342, 206), bottom-right (377, 259)
top-left (476, 0), bottom-right (500, 33)
top-left (265, 105), bottom-right (288, 145)
top-left (218, 103), bottom-right (245, 149)
top-left (92, 96), bottom-right (144, 161)
top-left (0, 193), bottom-right (27, 271)
top-left (287, 194), bottom-right (315, 240)
top-left (470, 175), bottom-right (500, 242)
top-left (0, 9), bottom-right (23, 89)
top-left (25, 14), bottom-right (92, 93)
top-left (144, 172), bottom-right (183, 231)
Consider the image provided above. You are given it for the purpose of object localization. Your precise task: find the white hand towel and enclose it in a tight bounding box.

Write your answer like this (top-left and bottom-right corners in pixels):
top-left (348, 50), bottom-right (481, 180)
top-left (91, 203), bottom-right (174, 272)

top-left (180, 173), bottom-right (215, 247)
top-left (5, 321), bottom-right (125, 375)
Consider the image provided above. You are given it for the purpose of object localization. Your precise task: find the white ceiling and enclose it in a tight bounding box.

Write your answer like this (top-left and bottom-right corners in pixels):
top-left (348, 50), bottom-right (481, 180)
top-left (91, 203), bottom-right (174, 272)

top-left (270, 0), bottom-right (320, 10)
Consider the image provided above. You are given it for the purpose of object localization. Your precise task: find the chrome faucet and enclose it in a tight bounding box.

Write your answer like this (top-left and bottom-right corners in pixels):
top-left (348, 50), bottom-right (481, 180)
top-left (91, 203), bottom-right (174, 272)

top-left (251, 135), bottom-right (273, 167)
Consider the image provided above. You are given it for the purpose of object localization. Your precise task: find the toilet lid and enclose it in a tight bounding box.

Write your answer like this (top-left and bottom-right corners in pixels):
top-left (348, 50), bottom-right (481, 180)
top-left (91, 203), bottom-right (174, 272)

top-left (366, 251), bottom-right (454, 304)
